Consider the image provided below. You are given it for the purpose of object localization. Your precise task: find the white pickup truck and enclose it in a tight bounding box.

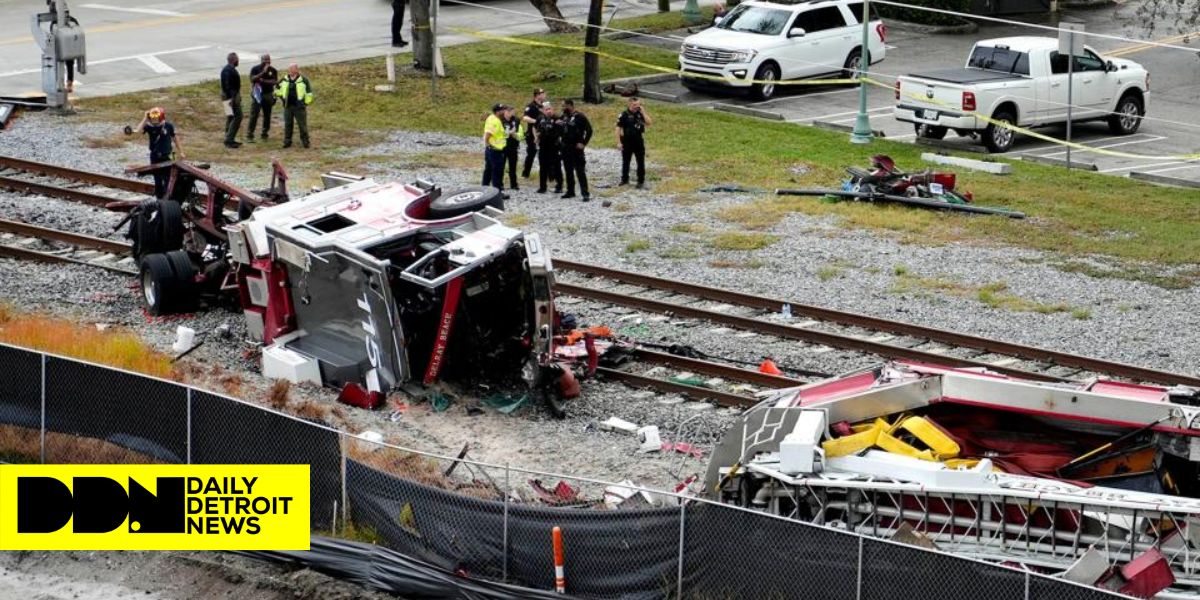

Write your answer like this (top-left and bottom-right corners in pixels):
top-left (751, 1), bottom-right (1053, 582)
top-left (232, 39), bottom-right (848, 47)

top-left (893, 36), bottom-right (1149, 152)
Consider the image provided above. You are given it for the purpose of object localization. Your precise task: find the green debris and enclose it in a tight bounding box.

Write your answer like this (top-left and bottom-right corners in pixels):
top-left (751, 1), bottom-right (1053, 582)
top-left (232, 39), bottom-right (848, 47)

top-left (482, 393), bottom-right (529, 415)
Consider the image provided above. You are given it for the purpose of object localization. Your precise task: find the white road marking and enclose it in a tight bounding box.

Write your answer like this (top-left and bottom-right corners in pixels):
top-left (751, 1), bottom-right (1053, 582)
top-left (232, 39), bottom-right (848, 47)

top-left (0, 45), bottom-right (208, 78)
top-left (1097, 161), bottom-right (1182, 174)
top-left (889, 132), bottom-right (918, 140)
top-left (1013, 132), bottom-right (1156, 156)
top-left (137, 55), bottom-right (176, 74)
top-left (1034, 135), bottom-right (1166, 159)
top-left (1142, 163), bottom-right (1200, 174)
top-left (748, 86), bottom-right (857, 106)
top-left (81, 3), bottom-right (192, 17)
top-left (806, 105), bottom-right (892, 122)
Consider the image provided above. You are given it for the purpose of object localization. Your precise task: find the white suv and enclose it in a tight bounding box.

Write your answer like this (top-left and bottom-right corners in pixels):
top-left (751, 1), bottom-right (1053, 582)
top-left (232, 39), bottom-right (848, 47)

top-left (679, 0), bottom-right (887, 100)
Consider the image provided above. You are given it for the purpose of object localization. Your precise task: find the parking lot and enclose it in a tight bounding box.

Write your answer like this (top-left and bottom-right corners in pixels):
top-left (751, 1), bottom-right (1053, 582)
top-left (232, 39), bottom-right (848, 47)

top-left (626, 4), bottom-right (1200, 186)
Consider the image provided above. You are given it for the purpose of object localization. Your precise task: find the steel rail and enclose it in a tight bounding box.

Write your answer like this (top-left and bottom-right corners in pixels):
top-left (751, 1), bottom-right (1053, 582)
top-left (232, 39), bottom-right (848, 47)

top-left (0, 174), bottom-right (125, 207)
top-left (630, 348), bottom-right (808, 388)
top-left (0, 244), bottom-right (135, 275)
top-left (0, 219), bottom-right (130, 254)
top-left (557, 282), bottom-right (1066, 383)
top-left (556, 260), bottom-right (1200, 388)
top-left (595, 367), bottom-right (756, 408)
top-left (0, 154), bottom-right (154, 194)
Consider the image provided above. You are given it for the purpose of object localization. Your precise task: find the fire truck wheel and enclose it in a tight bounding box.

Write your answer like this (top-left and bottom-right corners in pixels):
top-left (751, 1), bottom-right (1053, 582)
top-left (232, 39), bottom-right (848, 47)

top-left (140, 253), bottom-right (179, 316)
top-left (158, 200), bottom-right (184, 252)
top-left (429, 186), bottom-right (504, 218)
top-left (133, 200), bottom-right (163, 259)
top-left (164, 250), bottom-right (198, 312)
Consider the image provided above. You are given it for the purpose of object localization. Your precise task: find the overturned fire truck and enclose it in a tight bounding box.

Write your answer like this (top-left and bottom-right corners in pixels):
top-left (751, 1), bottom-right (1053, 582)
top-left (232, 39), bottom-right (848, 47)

top-left (706, 362), bottom-right (1200, 597)
top-left (125, 161), bottom-right (574, 414)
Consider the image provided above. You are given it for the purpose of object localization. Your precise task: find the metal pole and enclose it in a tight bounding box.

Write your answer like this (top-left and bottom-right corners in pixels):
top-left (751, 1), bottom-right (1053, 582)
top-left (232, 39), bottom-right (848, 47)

top-left (855, 536), bottom-right (864, 600)
top-left (1024, 570), bottom-right (1031, 600)
top-left (849, 0), bottom-right (873, 144)
top-left (39, 352), bottom-right (46, 463)
top-left (340, 433), bottom-right (348, 529)
top-left (501, 463), bottom-right (511, 580)
top-left (658, 0), bottom-right (670, 13)
top-left (186, 387), bottom-right (192, 464)
top-left (676, 503), bottom-right (686, 600)
top-left (1065, 31), bottom-right (1074, 169)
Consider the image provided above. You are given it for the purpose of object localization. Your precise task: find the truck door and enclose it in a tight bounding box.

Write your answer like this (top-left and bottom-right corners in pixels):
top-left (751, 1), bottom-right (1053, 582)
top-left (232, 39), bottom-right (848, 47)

top-left (787, 6), bottom-right (852, 79)
top-left (1072, 49), bottom-right (1111, 117)
top-left (1043, 51), bottom-right (1073, 123)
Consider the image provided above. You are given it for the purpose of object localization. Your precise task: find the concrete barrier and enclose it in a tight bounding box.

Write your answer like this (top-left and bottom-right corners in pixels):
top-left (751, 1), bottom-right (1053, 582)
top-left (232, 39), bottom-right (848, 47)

top-left (812, 120), bottom-right (886, 137)
top-left (1130, 171), bottom-right (1200, 189)
top-left (1020, 154), bottom-right (1099, 171)
top-left (920, 152), bottom-right (1012, 175)
top-left (714, 103), bottom-right (786, 121)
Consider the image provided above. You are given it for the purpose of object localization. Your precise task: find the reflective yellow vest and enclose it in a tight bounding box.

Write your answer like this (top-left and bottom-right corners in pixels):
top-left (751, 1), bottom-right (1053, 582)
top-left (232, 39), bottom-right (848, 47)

top-left (484, 114), bottom-right (506, 150)
top-left (275, 76), bottom-right (314, 106)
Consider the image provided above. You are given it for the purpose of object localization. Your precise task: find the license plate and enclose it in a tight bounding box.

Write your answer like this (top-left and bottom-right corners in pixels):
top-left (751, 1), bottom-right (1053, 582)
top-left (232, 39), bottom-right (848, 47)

top-left (924, 110), bottom-right (940, 120)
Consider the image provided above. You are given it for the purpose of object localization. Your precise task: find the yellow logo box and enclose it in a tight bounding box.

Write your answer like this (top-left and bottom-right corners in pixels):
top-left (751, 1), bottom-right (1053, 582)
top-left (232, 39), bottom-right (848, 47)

top-left (0, 464), bottom-right (310, 550)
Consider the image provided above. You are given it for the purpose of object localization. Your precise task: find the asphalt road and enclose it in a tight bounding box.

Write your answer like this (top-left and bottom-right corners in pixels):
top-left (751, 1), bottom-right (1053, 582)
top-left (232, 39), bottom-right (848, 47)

top-left (0, 0), bottom-right (661, 97)
top-left (631, 4), bottom-right (1200, 184)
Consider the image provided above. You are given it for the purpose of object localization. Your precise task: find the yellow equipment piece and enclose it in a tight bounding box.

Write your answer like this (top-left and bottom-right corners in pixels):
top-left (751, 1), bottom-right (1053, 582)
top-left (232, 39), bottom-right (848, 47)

top-left (821, 415), bottom-right (962, 463)
top-left (821, 421), bottom-right (882, 458)
top-left (897, 416), bottom-right (961, 459)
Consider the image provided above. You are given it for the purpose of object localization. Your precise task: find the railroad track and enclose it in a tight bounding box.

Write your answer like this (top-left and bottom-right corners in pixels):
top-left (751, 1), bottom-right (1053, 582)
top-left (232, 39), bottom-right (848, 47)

top-left (601, 347), bottom-right (811, 408)
top-left (556, 260), bottom-right (1200, 389)
top-left (0, 218), bottom-right (134, 274)
top-left (0, 154), bottom-right (152, 207)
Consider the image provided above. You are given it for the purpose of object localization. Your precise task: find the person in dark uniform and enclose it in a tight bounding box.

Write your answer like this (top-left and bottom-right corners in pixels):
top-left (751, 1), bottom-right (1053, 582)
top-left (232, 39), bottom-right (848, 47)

top-left (246, 54), bottom-right (278, 142)
top-left (137, 107), bottom-right (185, 199)
top-left (391, 0), bottom-right (409, 47)
top-left (616, 96), bottom-right (652, 189)
top-left (559, 99), bottom-right (592, 202)
top-left (520, 88), bottom-right (546, 178)
top-left (502, 105), bottom-right (524, 191)
top-left (534, 102), bottom-right (563, 194)
top-left (220, 52), bottom-right (243, 148)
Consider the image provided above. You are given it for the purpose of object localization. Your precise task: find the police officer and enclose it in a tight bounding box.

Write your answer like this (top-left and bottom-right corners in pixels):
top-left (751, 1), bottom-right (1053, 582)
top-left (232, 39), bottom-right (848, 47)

top-left (616, 96), bottom-right (652, 189)
top-left (560, 99), bottom-right (593, 202)
top-left (482, 103), bottom-right (508, 197)
top-left (520, 88), bottom-right (546, 179)
top-left (220, 52), bottom-right (243, 148)
top-left (137, 107), bottom-right (185, 199)
top-left (534, 101), bottom-right (563, 194)
top-left (502, 105), bottom-right (524, 191)
top-left (246, 54), bottom-right (278, 142)
top-left (275, 63), bottom-right (314, 149)
top-left (391, 0), bottom-right (409, 47)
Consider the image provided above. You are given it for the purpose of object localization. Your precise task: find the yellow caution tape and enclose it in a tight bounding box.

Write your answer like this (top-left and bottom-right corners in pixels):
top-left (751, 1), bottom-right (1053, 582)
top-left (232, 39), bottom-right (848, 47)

top-left (457, 28), bottom-right (1200, 161)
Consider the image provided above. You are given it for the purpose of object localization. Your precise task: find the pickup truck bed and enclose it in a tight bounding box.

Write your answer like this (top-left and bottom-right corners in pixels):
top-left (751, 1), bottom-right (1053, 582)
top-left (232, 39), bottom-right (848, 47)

top-left (906, 68), bottom-right (1023, 85)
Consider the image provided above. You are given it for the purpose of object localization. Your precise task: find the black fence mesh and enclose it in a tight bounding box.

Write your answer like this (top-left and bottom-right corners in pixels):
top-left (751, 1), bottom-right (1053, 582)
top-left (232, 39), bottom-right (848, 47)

top-left (44, 356), bottom-right (187, 464)
top-left (190, 391), bottom-right (342, 530)
top-left (0, 345), bottom-right (42, 462)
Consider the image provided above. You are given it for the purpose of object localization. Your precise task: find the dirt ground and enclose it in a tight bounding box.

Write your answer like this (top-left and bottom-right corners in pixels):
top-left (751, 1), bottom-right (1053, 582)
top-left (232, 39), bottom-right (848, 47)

top-left (0, 550), bottom-right (398, 600)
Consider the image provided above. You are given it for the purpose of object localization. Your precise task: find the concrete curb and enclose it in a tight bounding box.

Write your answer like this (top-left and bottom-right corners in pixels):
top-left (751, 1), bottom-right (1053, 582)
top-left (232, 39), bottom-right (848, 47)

top-left (915, 138), bottom-right (990, 154)
top-left (602, 28), bottom-right (651, 41)
top-left (886, 18), bottom-right (979, 36)
top-left (812, 119), bottom-right (885, 137)
top-left (714, 103), bottom-right (786, 121)
top-left (1020, 154), bottom-right (1099, 171)
top-left (637, 89), bottom-right (682, 103)
top-left (1130, 171), bottom-right (1200, 189)
top-left (920, 152), bottom-right (1011, 175)
top-left (599, 73), bottom-right (678, 87)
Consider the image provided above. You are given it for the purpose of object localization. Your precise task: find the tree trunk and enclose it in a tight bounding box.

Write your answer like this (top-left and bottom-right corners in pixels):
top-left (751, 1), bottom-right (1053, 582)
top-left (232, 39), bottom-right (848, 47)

top-left (411, 0), bottom-right (433, 70)
top-left (581, 0), bottom-right (603, 103)
top-left (529, 0), bottom-right (579, 33)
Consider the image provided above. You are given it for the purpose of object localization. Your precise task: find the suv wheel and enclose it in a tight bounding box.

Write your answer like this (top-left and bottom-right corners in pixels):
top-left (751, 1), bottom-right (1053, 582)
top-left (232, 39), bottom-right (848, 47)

top-left (842, 49), bottom-right (864, 80)
top-left (751, 62), bottom-right (779, 101)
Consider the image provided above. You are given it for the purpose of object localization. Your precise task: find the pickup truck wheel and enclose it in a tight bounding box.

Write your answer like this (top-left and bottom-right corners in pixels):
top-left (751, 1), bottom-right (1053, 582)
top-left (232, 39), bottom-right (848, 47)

top-left (915, 124), bottom-right (948, 140)
top-left (751, 63), bottom-right (779, 101)
top-left (1108, 94), bottom-right (1144, 135)
top-left (429, 186), bottom-right (504, 219)
top-left (140, 253), bottom-right (180, 316)
top-left (984, 110), bottom-right (1017, 153)
top-left (842, 49), bottom-right (863, 79)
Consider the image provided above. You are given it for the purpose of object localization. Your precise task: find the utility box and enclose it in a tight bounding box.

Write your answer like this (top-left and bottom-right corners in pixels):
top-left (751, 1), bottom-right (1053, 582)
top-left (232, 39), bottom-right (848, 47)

top-left (780, 410), bottom-right (826, 474)
top-left (54, 24), bottom-right (86, 60)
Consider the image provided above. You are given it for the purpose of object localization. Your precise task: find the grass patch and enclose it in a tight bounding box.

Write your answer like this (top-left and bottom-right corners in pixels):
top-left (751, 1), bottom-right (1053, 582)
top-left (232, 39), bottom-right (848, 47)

top-left (710, 258), bottom-right (766, 269)
top-left (625, 237), bottom-right (652, 253)
top-left (975, 282), bottom-right (1069, 314)
top-left (889, 273), bottom-right (1080, 316)
top-left (0, 305), bottom-right (174, 378)
top-left (710, 231), bottom-right (778, 251)
top-left (78, 10), bottom-right (1200, 266)
top-left (1054, 260), bottom-right (1198, 290)
top-left (1070, 307), bottom-right (1093, 320)
top-left (670, 222), bottom-right (708, 234)
top-left (659, 245), bottom-right (702, 259)
top-left (817, 265), bottom-right (844, 281)
top-left (505, 212), bottom-right (533, 227)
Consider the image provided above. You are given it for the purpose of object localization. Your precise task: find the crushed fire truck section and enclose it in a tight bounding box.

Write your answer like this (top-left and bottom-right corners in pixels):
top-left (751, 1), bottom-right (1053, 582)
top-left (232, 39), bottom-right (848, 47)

top-left (123, 161), bottom-right (585, 414)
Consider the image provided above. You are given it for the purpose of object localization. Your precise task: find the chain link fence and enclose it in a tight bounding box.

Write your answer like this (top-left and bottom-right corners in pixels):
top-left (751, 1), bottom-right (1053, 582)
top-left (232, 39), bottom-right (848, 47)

top-left (0, 343), bottom-right (1131, 600)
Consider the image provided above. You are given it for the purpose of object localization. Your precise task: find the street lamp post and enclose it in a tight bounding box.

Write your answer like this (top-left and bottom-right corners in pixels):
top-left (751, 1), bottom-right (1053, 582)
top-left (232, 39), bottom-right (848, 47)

top-left (682, 0), bottom-right (702, 25)
top-left (849, 0), bottom-right (873, 144)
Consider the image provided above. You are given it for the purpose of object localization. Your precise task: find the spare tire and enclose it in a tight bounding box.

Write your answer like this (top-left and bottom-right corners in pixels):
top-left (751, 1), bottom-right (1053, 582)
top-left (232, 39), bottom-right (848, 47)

top-left (428, 186), bottom-right (504, 219)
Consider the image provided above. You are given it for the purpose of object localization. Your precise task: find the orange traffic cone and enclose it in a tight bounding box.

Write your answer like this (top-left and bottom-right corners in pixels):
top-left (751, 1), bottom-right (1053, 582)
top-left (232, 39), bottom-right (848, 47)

top-left (759, 358), bottom-right (783, 376)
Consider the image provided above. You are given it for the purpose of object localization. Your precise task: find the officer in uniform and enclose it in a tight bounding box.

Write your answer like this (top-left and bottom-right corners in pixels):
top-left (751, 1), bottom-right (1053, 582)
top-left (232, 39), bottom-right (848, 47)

top-left (616, 96), bottom-right (652, 189)
top-left (520, 88), bottom-right (546, 179)
top-left (275, 63), bottom-right (314, 148)
top-left (482, 103), bottom-right (508, 196)
top-left (220, 52), bottom-right (243, 148)
top-left (559, 99), bottom-right (593, 202)
top-left (137, 107), bottom-right (185, 199)
top-left (533, 101), bottom-right (562, 194)
top-left (502, 105), bottom-right (524, 191)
